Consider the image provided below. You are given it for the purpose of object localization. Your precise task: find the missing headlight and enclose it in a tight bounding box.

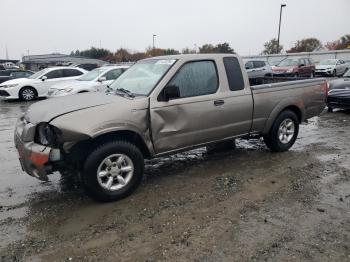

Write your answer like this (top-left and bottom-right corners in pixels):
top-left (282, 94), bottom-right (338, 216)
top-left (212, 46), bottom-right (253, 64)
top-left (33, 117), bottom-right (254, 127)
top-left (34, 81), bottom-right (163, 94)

top-left (34, 123), bottom-right (61, 146)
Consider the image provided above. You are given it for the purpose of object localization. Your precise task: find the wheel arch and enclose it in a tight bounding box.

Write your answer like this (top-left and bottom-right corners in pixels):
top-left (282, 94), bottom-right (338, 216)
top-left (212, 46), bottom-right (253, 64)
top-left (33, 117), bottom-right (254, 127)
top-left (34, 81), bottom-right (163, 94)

top-left (66, 130), bottom-right (153, 170)
top-left (18, 86), bottom-right (38, 97)
top-left (262, 101), bottom-right (304, 135)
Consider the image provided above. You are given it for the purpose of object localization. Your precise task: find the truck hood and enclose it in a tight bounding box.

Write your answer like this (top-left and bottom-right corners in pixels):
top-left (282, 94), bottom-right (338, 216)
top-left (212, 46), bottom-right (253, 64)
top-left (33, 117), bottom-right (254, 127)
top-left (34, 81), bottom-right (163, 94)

top-left (25, 92), bottom-right (131, 124)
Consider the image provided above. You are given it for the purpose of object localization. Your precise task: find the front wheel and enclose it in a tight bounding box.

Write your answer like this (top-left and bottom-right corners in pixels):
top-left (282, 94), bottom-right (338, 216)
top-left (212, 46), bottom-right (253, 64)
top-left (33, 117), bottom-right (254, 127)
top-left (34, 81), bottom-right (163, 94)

top-left (19, 86), bottom-right (37, 101)
top-left (82, 141), bottom-right (144, 202)
top-left (263, 110), bottom-right (299, 152)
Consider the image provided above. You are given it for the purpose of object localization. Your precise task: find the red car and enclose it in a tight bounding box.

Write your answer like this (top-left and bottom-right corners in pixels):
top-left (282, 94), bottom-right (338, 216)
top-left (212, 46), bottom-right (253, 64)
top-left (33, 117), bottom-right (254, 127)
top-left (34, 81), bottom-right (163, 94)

top-left (272, 58), bottom-right (315, 78)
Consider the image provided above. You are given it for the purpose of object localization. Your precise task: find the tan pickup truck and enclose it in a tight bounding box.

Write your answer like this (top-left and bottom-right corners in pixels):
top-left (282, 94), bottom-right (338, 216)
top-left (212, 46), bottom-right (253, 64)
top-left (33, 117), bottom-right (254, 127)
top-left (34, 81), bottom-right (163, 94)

top-left (15, 54), bottom-right (327, 201)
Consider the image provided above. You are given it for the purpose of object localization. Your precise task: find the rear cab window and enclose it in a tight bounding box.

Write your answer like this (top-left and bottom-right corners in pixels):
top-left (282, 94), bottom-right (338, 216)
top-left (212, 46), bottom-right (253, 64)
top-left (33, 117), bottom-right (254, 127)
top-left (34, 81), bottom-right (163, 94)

top-left (223, 57), bottom-right (245, 91)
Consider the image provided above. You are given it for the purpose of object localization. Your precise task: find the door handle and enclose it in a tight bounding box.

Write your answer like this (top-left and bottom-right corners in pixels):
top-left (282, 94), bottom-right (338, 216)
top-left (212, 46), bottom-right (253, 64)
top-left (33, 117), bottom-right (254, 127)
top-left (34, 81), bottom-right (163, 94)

top-left (214, 100), bottom-right (224, 106)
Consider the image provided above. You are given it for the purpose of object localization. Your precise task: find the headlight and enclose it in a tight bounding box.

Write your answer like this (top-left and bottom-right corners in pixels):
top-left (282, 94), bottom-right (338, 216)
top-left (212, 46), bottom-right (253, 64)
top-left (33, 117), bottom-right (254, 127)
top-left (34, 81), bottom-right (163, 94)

top-left (1, 84), bottom-right (19, 89)
top-left (34, 123), bottom-right (61, 146)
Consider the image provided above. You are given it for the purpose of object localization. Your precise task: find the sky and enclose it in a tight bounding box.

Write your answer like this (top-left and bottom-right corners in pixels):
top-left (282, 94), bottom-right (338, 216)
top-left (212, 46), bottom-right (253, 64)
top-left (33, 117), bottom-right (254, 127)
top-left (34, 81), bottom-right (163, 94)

top-left (1, 0), bottom-right (349, 60)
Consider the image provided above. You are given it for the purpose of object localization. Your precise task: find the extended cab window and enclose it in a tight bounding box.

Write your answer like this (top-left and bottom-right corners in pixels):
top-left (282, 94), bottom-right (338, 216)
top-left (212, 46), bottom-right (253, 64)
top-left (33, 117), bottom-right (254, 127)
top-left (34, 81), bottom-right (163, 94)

top-left (168, 60), bottom-right (218, 98)
top-left (223, 57), bottom-right (245, 91)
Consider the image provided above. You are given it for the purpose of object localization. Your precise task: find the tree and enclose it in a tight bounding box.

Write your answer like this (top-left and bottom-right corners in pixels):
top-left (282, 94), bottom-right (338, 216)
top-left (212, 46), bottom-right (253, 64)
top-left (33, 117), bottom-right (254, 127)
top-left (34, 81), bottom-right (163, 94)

top-left (286, 38), bottom-right (323, 53)
top-left (164, 48), bottom-right (180, 55)
top-left (115, 48), bottom-right (132, 62)
top-left (261, 38), bottom-right (283, 54)
top-left (325, 34), bottom-right (350, 50)
top-left (216, 43), bottom-right (235, 53)
top-left (182, 47), bottom-right (196, 54)
top-left (199, 43), bottom-right (235, 54)
top-left (72, 47), bottom-right (113, 60)
top-left (199, 44), bottom-right (217, 53)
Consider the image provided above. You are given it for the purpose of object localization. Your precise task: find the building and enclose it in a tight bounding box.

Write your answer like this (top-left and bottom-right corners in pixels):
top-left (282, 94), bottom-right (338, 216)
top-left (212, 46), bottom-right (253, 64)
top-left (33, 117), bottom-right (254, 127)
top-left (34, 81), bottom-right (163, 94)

top-left (21, 53), bottom-right (106, 71)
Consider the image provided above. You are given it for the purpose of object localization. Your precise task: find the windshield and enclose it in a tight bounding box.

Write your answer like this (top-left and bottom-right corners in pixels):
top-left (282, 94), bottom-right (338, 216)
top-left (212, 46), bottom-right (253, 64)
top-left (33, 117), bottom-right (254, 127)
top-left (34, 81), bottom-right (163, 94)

top-left (28, 68), bottom-right (49, 79)
top-left (109, 59), bottom-right (176, 96)
top-left (277, 59), bottom-right (298, 67)
top-left (319, 59), bottom-right (336, 65)
top-left (78, 67), bottom-right (107, 81)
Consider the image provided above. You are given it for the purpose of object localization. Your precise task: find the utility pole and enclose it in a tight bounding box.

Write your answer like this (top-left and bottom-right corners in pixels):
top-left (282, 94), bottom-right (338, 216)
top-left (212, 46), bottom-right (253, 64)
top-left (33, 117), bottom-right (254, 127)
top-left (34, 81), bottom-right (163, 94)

top-left (153, 34), bottom-right (157, 56)
top-left (5, 45), bottom-right (9, 60)
top-left (277, 4), bottom-right (286, 54)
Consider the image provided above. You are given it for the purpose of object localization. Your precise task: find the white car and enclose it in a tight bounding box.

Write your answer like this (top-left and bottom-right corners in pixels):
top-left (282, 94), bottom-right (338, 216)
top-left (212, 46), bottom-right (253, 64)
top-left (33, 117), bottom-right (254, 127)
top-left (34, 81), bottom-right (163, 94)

top-left (315, 59), bottom-right (348, 77)
top-left (47, 66), bottom-right (129, 97)
top-left (0, 67), bottom-right (87, 101)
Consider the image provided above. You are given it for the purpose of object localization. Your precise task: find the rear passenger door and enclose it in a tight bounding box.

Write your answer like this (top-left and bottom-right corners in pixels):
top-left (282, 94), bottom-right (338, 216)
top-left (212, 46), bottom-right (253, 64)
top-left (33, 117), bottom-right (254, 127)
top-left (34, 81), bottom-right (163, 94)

top-left (35, 69), bottom-right (65, 96)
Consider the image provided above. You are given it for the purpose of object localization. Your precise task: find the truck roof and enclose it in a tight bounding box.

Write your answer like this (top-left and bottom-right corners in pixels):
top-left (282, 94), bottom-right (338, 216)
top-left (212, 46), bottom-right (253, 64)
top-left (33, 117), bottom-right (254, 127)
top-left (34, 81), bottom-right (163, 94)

top-left (142, 53), bottom-right (238, 62)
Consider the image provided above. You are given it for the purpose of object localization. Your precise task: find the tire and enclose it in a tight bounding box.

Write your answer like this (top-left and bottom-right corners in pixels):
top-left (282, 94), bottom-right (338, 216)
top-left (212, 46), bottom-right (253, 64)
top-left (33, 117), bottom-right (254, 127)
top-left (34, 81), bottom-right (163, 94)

top-left (294, 73), bottom-right (299, 78)
top-left (328, 106), bottom-right (333, 113)
top-left (333, 70), bottom-right (337, 77)
top-left (263, 110), bottom-right (299, 152)
top-left (19, 86), bottom-right (37, 101)
top-left (310, 71), bottom-right (315, 78)
top-left (82, 140), bottom-right (144, 202)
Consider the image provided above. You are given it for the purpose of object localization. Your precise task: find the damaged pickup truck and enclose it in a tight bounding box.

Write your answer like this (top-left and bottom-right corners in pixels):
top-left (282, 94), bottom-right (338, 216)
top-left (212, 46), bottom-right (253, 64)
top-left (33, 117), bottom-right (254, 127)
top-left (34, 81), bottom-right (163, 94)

top-left (15, 54), bottom-right (328, 202)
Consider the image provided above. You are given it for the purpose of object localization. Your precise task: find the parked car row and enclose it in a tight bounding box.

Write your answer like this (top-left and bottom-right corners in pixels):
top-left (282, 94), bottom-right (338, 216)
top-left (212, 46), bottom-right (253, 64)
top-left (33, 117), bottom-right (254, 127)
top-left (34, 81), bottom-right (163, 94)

top-left (0, 65), bottom-right (131, 101)
top-left (244, 57), bottom-right (349, 79)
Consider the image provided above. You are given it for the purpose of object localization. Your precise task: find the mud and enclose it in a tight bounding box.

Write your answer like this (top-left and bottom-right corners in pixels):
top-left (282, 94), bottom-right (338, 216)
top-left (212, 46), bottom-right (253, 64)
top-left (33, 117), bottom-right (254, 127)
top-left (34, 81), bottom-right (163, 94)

top-left (0, 100), bottom-right (350, 261)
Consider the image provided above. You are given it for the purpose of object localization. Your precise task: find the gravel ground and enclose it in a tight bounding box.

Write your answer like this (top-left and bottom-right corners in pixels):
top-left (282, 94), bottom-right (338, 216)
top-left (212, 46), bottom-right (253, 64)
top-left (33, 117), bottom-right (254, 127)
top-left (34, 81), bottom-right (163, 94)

top-left (0, 100), bottom-right (349, 262)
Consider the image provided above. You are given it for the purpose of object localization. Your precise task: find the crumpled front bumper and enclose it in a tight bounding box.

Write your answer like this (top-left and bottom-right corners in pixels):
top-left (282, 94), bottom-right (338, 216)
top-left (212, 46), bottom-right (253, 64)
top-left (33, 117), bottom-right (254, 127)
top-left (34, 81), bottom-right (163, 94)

top-left (14, 118), bottom-right (52, 181)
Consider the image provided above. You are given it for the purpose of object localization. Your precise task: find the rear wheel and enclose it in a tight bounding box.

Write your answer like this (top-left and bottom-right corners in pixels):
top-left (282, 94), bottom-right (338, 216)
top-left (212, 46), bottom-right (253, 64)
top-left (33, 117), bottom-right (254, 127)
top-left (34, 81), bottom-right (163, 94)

top-left (263, 110), bottom-right (299, 152)
top-left (19, 86), bottom-right (36, 101)
top-left (82, 141), bottom-right (144, 202)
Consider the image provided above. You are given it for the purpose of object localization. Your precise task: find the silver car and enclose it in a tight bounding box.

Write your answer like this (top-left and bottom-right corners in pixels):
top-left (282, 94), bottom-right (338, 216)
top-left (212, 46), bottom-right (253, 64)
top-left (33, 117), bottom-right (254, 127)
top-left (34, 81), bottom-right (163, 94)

top-left (315, 59), bottom-right (348, 77)
top-left (244, 60), bottom-right (272, 78)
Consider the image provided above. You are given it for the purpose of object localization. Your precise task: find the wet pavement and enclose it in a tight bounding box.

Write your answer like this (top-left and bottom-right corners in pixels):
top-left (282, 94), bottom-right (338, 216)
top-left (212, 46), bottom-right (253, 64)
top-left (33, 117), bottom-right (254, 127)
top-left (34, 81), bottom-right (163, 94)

top-left (0, 99), bottom-right (350, 261)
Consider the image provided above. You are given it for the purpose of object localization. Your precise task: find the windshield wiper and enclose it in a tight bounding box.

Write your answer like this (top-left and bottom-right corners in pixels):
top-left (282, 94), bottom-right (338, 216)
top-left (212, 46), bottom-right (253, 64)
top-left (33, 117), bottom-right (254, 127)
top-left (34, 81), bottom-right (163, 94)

top-left (115, 88), bottom-right (135, 98)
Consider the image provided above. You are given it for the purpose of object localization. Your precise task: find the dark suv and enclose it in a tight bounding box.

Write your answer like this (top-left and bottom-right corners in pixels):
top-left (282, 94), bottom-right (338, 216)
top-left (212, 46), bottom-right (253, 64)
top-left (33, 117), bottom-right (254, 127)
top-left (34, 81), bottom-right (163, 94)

top-left (272, 58), bottom-right (315, 78)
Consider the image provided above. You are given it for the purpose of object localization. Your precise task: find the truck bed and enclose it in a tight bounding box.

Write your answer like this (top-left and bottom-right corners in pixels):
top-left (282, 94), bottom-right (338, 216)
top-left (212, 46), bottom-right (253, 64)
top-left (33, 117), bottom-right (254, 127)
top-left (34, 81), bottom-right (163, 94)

top-left (250, 78), bottom-right (327, 134)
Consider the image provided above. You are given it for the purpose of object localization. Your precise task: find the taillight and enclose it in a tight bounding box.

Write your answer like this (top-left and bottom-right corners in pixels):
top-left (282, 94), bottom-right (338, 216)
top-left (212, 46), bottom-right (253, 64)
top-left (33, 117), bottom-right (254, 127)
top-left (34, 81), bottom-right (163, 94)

top-left (323, 82), bottom-right (328, 101)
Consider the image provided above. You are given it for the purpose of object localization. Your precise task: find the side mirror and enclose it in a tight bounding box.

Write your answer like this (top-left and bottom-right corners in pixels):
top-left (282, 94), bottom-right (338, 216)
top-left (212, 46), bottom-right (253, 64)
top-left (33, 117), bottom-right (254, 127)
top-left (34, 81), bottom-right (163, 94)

top-left (41, 75), bottom-right (47, 81)
top-left (98, 76), bottom-right (106, 82)
top-left (162, 84), bottom-right (180, 101)
top-left (299, 64), bottom-right (305, 67)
